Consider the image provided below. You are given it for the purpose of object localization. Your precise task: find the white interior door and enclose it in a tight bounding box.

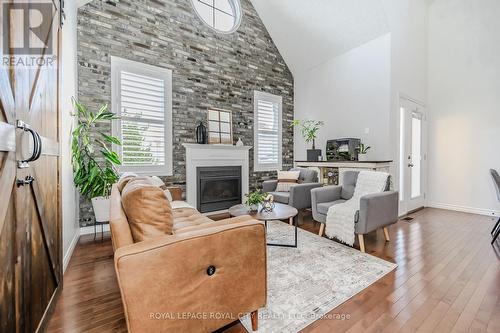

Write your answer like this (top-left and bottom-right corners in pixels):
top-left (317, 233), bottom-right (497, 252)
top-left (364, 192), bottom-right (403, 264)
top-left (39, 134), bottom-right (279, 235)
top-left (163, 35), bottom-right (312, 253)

top-left (399, 97), bottom-right (427, 214)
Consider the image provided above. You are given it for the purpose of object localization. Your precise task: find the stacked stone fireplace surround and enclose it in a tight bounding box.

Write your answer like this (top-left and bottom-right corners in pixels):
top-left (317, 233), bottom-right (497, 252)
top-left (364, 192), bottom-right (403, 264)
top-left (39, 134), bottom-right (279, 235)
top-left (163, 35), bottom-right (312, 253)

top-left (77, 0), bottom-right (294, 226)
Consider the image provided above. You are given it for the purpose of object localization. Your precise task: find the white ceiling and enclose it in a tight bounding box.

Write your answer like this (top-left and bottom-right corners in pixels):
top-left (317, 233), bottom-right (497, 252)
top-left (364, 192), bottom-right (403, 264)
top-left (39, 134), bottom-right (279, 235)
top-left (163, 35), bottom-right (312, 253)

top-left (250, 0), bottom-right (390, 75)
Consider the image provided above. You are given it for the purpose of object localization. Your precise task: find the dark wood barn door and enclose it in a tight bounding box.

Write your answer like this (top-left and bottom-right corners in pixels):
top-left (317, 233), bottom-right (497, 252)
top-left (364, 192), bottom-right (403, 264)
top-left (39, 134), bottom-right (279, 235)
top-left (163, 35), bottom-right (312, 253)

top-left (0, 1), bottom-right (61, 332)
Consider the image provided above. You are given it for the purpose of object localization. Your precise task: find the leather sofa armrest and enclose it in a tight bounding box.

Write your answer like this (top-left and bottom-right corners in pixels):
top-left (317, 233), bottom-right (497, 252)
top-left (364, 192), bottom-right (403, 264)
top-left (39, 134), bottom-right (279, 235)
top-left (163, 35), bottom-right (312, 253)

top-left (357, 191), bottom-right (399, 234)
top-left (166, 186), bottom-right (182, 201)
top-left (262, 180), bottom-right (278, 193)
top-left (114, 220), bottom-right (267, 333)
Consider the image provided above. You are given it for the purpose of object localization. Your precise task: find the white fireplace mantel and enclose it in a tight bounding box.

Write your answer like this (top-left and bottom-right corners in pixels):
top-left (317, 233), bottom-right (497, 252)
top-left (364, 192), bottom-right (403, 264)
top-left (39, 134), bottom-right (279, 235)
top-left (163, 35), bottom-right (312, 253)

top-left (183, 143), bottom-right (252, 210)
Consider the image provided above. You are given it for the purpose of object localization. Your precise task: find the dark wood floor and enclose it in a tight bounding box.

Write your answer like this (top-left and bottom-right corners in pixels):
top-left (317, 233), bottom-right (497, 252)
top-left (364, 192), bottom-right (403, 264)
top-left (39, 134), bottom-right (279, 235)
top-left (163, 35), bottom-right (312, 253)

top-left (46, 208), bottom-right (500, 332)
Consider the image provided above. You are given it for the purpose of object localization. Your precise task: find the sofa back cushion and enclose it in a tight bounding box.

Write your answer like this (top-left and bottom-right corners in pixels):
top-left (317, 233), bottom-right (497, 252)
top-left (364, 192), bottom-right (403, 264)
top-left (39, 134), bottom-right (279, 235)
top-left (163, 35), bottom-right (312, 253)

top-left (290, 167), bottom-right (318, 183)
top-left (121, 180), bottom-right (173, 242)
top-left (340, 171), bottom-right (359, 200)
top-left (116, 172), bottom-right (138, 193)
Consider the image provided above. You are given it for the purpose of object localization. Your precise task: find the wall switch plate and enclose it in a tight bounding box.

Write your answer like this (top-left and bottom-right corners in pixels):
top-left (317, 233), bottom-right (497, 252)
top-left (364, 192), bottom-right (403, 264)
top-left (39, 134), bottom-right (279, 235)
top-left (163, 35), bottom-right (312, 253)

top-left (364, 127), bottom-right (370, 134)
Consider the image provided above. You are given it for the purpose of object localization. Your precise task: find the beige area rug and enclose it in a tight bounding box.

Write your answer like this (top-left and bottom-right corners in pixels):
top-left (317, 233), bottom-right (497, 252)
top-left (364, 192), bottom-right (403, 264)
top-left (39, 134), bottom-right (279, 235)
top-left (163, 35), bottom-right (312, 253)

top-left (240, 220), bottom-right (397, 333)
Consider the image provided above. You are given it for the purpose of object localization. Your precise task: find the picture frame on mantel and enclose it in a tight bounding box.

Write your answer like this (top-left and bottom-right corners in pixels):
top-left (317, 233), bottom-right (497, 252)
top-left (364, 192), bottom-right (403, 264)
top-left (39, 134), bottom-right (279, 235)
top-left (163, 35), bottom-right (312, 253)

top-left (207, 108), bottom-right (233, 144)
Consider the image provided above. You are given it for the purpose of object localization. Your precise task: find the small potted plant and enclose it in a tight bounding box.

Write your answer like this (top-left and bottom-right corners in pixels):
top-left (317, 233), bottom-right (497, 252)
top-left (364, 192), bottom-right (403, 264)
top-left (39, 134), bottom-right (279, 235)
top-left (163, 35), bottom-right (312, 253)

top-left (71, 99), bottom-right (121, 223)
top-left (244, 189), bottom-right (267, 212)
top-left (357, 143), bottom-right (371, 162)
top-left (291, 119), bottom-right (324, 161)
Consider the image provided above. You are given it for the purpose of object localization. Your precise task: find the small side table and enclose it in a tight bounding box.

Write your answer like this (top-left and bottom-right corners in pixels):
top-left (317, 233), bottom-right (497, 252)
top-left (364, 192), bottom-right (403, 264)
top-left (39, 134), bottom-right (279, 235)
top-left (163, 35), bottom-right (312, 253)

top-left (228, 203), bottom-right (299, 248)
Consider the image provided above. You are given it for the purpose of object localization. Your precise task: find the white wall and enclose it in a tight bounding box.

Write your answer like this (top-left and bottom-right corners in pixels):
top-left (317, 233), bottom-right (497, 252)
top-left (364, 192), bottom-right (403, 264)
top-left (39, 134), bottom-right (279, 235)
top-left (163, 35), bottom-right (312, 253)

top-left (294, 0), bottom-right (429, 169)
top-left (294, 34), bottom-right (392, 161)
top-left (383, 0), bottom-right (429, 198)
top-left (60, 0), bottom-right (80, 272)
top-left (427, 0), bottom-right (500, 216)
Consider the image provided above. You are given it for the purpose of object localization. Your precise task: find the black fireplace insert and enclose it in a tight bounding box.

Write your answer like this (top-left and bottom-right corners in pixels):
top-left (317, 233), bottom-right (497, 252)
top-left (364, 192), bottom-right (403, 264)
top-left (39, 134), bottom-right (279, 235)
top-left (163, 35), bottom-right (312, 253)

top-left (197, 166), bottom-right (242, 213)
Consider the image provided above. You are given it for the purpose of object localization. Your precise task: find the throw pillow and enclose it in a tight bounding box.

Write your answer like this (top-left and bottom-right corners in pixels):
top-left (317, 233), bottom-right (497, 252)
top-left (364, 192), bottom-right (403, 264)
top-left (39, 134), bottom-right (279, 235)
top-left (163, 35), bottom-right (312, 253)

top-left (121, 180), bottom-right (174, 242)
top-left (116, 172), bottom-right (138, 193)
top-left (275, 170), bottom-right (301, 192)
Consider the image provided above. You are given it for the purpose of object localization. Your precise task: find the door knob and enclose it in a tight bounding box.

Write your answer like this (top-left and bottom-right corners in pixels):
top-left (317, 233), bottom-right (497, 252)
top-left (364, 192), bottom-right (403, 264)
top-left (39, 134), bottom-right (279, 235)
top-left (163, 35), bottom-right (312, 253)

top-left (408, 163), bottom-right (414, 167)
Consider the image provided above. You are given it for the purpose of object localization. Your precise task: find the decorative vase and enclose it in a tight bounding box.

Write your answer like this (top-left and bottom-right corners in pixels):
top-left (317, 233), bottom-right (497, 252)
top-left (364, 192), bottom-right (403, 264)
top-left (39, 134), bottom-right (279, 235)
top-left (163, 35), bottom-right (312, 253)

top-left (358, 154), bottom-right (368, 162)
top-left (91, 196), bottom-right (110, 222)
top-left (195, 121), bottom-right (207, 144)
top-left (236, 137), bottom-right (244, 146)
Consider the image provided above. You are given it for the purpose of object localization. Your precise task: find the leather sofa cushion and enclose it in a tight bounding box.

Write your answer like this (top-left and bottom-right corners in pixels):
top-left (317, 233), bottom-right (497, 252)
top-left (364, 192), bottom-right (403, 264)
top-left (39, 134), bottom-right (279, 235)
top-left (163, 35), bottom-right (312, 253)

top-left (116, 172), bottom-right (138, 193)
top-left (269, 191), bottom-right (290, 204)
top-left (317, 199), bottom-right (347, 215)
top-left (117, 174), bottom-right (166, 193)
top-left (121, 180), bottom-right (173, 242)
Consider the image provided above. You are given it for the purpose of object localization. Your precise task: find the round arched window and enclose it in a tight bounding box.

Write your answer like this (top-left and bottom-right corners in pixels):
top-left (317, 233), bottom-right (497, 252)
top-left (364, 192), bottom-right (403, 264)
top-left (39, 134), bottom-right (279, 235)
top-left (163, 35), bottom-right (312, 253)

top-left (191, 0), bottom-right (242, 34)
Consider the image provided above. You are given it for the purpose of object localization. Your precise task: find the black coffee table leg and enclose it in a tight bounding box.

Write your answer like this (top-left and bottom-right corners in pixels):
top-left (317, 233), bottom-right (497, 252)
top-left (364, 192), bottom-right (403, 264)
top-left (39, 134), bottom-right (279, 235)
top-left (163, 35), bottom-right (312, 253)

top-left (265, 216), bottom-right (298, 248)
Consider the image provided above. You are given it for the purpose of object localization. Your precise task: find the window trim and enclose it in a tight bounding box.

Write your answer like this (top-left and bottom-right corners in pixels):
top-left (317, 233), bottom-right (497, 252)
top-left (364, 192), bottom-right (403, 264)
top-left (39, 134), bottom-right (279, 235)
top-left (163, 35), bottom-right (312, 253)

top-left (190, 0), bottom-right (242, 34)
top-left (111, 56), bottom-right (173, 176)
top-left (253, 90), bottom-right (283, 172)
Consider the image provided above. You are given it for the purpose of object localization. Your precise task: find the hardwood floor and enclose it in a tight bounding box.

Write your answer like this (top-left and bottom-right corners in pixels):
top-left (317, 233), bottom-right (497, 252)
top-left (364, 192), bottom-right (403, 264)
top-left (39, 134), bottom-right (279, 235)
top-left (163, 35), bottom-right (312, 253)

top-left (46, 208), bottom-right (500, 332)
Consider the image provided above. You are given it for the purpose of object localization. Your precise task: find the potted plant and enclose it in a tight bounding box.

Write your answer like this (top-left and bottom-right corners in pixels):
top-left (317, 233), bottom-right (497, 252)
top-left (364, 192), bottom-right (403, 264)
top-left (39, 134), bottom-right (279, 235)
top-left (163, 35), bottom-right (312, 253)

top-left (291, 119), bottom-right (324, 161)
top-left (71, 99), bottom-right (121, 222)
top-left (245, 189), bottom-right (267, 212)
top-left (357, 143), bottom-right (371, 162)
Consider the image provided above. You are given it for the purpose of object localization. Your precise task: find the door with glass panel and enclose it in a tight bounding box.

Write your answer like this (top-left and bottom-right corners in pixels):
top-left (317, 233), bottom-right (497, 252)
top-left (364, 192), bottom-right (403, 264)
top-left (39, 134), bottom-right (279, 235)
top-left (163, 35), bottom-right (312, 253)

top-left (399, 97), bottom-right (427, 214)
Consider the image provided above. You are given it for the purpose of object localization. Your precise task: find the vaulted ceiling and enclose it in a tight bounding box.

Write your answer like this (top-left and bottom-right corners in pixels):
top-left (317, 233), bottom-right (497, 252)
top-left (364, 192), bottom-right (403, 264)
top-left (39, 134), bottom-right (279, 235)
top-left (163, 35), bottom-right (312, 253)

top-left (250, 0), bottom-right (391, 75)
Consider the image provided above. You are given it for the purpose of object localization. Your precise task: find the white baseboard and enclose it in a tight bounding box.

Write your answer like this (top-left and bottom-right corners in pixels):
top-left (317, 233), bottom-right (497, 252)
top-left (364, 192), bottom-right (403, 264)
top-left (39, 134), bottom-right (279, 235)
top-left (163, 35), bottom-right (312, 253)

top-left (80, 223), bottom-right (110, 235)
top-left (428, 202), bottom-right (500, 217)
top-left (63, 230), bottom-right (80, 273)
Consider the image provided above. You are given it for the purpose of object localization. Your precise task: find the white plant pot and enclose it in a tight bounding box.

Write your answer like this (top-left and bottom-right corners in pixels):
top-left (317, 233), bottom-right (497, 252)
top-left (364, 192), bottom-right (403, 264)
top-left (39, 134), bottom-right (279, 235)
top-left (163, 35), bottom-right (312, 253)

top-left (358, 154), bottom-right (368, 162)
top-left (91, 196), bottom-right (110, 222)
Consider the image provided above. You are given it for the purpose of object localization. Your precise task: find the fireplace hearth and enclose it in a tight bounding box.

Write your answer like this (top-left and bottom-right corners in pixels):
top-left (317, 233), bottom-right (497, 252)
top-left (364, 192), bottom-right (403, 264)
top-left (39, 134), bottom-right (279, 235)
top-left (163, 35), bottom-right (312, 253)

top-left (197, 166), bottom-right (242, 213)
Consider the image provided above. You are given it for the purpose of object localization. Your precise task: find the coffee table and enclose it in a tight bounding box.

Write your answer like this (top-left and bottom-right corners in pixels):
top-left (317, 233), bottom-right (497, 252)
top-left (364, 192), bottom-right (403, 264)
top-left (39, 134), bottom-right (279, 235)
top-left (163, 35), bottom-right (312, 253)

top-left (228, 203), bottom-right (299, 248)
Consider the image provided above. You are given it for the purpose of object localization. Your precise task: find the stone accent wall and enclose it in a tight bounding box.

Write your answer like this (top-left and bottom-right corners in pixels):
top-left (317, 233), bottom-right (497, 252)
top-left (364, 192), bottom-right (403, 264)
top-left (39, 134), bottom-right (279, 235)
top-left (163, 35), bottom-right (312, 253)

top-left (77, 0), bottom-right (294, 227)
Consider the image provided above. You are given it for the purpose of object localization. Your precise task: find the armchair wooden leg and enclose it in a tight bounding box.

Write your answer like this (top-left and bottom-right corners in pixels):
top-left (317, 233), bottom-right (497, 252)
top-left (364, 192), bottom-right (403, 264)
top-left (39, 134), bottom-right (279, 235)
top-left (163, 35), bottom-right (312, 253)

top-left (251, 310), bottom-right (258, 331)
top-left (383, 227), bottom-right (390, 242)
top-left (319, 223), bottom-right (325, 237)
top-left (358, 234), bottom-right (365, 253)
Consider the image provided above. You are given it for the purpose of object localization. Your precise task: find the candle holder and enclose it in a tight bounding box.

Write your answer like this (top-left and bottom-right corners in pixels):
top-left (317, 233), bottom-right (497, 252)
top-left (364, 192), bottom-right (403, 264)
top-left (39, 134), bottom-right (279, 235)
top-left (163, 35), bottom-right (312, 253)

top-left (260, 194), bottom-right (275, 213)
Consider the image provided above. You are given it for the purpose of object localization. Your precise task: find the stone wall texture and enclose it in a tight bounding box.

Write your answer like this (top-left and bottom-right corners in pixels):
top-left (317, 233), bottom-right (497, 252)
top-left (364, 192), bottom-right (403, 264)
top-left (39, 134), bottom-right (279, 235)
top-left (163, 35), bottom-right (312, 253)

top-left (77, 0), bottom-right (294, 226)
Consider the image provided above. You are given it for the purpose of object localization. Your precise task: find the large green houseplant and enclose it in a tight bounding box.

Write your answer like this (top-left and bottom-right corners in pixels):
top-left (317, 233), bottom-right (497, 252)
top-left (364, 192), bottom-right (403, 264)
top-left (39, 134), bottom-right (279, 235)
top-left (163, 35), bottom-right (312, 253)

top-left (291, 119), bottom-right (324, 161)
top-left (71, 99), bottom-right (121, 222)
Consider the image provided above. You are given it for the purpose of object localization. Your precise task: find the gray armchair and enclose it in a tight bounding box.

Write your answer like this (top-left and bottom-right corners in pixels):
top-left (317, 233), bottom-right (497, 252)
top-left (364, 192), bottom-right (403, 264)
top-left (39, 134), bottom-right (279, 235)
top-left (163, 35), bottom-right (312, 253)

top-left (262, 168), bottom-right (322, 210)
top-left (311, 171), bottom-right (398, 252)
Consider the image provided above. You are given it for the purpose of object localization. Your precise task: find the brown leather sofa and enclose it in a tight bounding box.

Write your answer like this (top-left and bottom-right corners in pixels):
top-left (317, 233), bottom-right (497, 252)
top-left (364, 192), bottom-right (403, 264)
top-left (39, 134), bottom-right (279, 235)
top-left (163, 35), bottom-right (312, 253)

top-left (110, 183), bottom-right (267, 332)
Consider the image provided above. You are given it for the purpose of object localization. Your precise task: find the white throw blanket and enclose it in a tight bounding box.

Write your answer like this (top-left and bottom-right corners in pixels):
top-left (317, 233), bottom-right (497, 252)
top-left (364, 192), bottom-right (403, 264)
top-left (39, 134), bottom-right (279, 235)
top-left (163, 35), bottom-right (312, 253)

top-left (325, 171), bottom-right (389, 246)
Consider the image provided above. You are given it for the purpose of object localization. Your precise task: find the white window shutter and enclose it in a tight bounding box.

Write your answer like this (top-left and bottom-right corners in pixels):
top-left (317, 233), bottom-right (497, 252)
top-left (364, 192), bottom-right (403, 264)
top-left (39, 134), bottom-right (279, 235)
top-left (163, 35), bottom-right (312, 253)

top-left (111, 57), bottom-right (173, 176)
top-left (254, 91), bottom-right (282, 171)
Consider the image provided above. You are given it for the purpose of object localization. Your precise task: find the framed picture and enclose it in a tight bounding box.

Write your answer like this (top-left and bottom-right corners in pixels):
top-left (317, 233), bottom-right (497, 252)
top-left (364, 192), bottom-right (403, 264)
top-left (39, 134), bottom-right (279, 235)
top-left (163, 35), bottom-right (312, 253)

top-left (207, 109), bottom-right (233, 144)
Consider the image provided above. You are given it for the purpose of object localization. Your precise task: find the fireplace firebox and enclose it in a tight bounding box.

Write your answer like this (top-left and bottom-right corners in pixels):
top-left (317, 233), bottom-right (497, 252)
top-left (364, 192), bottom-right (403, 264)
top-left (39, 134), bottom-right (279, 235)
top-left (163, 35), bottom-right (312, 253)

top-left (197, 166), bottom-right (242, 213)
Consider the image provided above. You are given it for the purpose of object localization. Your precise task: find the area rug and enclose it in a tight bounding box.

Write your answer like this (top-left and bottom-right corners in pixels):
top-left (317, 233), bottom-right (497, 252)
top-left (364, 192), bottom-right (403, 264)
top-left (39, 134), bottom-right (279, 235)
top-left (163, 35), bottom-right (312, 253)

top-left (239, 220), bottom-right (397, 332)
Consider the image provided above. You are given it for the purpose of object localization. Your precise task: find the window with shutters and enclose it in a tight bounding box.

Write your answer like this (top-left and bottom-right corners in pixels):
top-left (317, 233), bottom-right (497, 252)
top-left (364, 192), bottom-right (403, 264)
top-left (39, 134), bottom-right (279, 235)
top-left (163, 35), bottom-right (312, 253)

top-left (111, 57), bottom-right (173, 176)
top-left (254, 91), bottom-right (282, 172)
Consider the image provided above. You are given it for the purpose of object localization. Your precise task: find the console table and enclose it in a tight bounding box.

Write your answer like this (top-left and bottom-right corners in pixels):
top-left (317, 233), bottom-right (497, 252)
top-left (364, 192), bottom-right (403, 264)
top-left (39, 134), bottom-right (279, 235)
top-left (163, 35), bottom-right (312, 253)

top-left (294, 160), bottom-right (393, 185)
